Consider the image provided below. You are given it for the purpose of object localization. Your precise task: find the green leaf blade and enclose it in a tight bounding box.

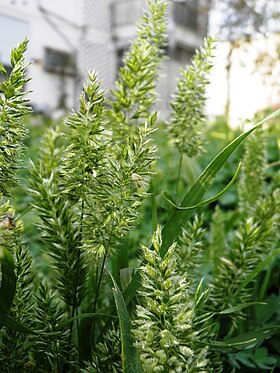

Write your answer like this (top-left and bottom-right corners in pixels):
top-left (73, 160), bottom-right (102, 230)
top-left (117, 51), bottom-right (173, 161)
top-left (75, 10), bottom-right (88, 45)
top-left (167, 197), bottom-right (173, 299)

top-left (110, 274), bottom-right (143, 373)
top-left (218, 302), bottom-right (267, 315)
top-left (0, 315), bottom-right (36, 334)
top-left (223, 326), bottom-right (280, 349)
top-left (162, 162), bottom-right (241, 211)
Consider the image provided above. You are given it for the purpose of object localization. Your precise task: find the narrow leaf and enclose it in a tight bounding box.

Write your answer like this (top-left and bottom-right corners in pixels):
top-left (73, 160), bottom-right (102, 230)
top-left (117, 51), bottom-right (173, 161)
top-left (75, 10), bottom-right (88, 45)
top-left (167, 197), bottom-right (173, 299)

top-left (162, 162), bottom-right (241, 210)
top-left (218, 302), bottom-right (266, 315)
top-left (202, 326), bottom-right (280, 351)
top-left (223, 326), bottom-right (280, 349)
top-left (0, 315), bottom-right (36, 334)
top-left (59, 312), bottom-right (116, 328)
top-left (0, 315), bottom-right (63, 337)
top-left (194, 278), bottom-right (210, 310)
top-left (110, 274), bottom-right (143, 373)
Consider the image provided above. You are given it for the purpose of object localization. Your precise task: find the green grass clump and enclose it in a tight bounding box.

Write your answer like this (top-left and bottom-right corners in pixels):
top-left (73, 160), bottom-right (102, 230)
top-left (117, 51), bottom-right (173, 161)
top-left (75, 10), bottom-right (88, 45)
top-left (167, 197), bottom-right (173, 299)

top-left (0, 0), bottom-right (280, 371)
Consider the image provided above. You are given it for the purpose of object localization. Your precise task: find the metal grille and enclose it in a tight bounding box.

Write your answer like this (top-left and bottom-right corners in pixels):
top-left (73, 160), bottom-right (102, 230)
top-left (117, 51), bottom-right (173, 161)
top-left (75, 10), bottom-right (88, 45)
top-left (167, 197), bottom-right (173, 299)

top-left (79, 0), bottom-right (114, 90)
top-left (110, 0), bottom-right (144, 28)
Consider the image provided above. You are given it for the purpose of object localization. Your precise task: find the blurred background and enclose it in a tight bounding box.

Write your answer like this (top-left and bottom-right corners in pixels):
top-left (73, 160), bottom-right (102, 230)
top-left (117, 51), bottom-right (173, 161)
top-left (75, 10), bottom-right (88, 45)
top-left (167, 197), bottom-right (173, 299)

top-left (0, 0), bottom-right (279, 126)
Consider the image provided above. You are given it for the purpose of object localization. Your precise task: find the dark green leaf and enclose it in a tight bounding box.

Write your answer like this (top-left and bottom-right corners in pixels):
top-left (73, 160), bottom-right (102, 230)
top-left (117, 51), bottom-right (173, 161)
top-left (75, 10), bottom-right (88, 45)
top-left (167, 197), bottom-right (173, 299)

top-left (0, 315), bottom-right (36, 334)
top-left (59, 312), bottom-right (116, 328)
top-left (204, 326), bottom-right (280, 351)
top-left (224, 326), bottom-right (280, 349)
top-left (0, 247), bottom-right (16, 319)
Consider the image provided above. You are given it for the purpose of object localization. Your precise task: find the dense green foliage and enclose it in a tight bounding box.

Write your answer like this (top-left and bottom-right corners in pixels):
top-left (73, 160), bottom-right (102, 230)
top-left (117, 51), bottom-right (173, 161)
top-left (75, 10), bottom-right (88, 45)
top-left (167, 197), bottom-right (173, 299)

top-left (0, 0), bottom-right (280, 372)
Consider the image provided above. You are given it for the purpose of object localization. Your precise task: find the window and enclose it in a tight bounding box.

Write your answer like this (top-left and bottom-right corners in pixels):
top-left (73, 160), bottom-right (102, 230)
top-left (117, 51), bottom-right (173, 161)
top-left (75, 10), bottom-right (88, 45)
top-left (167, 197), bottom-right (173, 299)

top-left (43, 47), bottom-right (75, 76)
top-left (173, 2), bottom-right (198, 31)
top-left (110, 0), bottom-right (144, 28)
top-left (173, 45), bottom-right (195, 63)
top-left (116, 47), bottom-right (128, 72)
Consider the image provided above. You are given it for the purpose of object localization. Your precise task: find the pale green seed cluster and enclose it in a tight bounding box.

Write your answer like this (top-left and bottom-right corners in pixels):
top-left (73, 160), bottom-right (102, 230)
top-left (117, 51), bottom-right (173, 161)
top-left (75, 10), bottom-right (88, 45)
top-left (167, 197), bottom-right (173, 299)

top-left (238, 128), bottom-right (266, 215)
top-left (168, 37), bottom-right (215, 158)
top-left (134, 227), bottom-right (209, 372)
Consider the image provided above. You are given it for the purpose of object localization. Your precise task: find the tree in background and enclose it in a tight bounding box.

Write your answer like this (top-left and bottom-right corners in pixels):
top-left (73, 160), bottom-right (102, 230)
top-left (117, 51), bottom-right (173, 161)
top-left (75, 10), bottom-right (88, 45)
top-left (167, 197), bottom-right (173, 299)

top-left (211, 0), bottom-right (280, 121)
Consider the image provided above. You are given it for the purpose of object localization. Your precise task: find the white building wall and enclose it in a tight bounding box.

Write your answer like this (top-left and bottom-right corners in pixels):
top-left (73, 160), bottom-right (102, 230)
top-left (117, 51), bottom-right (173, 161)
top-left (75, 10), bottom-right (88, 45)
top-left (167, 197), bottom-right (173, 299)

top-left (0, 0), bottom-right (83, 114)
top-left (206, 37), bottom-right (280, 126)
top-left (0, 14), bottom-right (30, 64)
top-left (0, 0), bottom-right (209, 116)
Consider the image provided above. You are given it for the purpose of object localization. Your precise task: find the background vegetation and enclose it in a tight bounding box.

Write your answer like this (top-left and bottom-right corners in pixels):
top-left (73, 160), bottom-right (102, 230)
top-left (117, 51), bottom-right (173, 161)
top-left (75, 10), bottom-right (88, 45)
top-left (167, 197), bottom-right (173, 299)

top-left (0, 0), bottom-right (280, 372)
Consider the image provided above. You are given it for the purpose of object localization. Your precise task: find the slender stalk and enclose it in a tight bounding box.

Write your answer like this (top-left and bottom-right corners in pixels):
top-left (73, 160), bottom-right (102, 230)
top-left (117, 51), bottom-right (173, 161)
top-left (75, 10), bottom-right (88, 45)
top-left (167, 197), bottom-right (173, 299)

top-left (65, 179), bottom-right (86, 370)
top-left (225, 42), bottom-right (234, 123)
top-left (93, 230), bottom-right (113, 314)
top-left (151, 181), bottom-right (158, 231)
top-left (93, 251), bottom-right (108, 313)
top-left (64, 246), bottom-right (82, 373)
top-left (175, 152), bottom-right (183, 200)
top-left (258, 266), bottom-right (272, 301)
top-left (90, 231), bottom-right (114, 351)
top-left (266, 160), bottom-right (280, 169)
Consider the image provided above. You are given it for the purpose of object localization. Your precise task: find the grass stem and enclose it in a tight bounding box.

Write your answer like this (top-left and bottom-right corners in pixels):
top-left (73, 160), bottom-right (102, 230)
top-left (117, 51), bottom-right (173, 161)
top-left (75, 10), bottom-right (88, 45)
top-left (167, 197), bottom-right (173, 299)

top-left (175, 153), bottom-right (183, 200)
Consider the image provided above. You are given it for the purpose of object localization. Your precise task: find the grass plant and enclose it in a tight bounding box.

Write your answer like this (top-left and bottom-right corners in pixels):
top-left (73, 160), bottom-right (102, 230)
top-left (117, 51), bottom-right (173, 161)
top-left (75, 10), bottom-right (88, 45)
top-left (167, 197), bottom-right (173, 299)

top-left (0, 0), bottom-right (280, 371)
